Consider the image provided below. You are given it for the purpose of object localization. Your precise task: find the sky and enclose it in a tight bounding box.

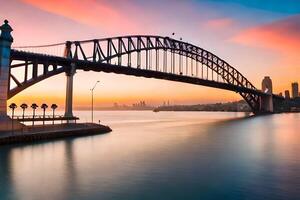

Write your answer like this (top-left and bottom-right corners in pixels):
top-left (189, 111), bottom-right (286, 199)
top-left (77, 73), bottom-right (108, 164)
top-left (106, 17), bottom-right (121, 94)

top-left (1, 0), bottom-right (300, 109)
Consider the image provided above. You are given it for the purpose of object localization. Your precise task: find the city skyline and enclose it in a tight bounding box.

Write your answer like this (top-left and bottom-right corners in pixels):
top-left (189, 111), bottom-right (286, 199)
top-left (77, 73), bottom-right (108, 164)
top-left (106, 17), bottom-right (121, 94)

top-left (2, 0), bottom-right (300, 108)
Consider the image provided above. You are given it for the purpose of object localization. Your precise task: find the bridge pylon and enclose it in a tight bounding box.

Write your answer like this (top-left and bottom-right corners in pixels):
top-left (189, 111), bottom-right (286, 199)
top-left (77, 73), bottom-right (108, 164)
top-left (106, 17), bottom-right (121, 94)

top-left (64, 42), bottom-right (76, 119)
top-left (0, 20), bottom-right (23, 131)
top-left (260, 76), bottom-right (274, 113)
top-left (64, 64), bottom-right (76, 118)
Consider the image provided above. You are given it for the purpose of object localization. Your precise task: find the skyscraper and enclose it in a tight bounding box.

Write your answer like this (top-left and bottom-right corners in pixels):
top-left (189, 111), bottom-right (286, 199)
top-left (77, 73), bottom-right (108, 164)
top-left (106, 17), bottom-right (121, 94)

top-left (292, 82), bottom-right (299, 98)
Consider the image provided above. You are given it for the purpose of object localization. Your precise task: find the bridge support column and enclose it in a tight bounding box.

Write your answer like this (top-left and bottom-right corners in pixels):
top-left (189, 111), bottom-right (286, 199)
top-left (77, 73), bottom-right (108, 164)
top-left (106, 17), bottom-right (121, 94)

top-left (260, 76), bottom-right (273, 113)
top-left (0, 20), bottom-right (23, 131)
top-left (0, 20), bottom-right (13, 117)
top-left (64, 64), bottom-right (76, 118)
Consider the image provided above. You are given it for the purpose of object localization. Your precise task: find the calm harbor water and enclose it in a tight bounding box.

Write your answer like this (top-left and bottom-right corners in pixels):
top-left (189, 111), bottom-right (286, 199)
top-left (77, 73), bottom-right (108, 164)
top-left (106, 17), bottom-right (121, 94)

top-left (0, 111), bottom-right (300, 200)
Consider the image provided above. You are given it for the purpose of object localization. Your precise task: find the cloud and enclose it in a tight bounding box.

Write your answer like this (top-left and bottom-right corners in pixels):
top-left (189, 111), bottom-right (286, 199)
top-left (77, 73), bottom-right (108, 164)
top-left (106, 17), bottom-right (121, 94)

top-left (205, 18), bottom-right (235, 29)
top-left (232, 14), bottom-right (300, 54)
top-left (19, 0), bottom-right (207, 35)
top-left (20, 0), bottom-right (137, 32)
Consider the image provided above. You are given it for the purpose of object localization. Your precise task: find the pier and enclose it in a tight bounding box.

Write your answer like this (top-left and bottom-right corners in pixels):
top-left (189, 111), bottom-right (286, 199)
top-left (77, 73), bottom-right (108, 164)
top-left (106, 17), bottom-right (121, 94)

top-left (0, 123), bottom-right (112, 145)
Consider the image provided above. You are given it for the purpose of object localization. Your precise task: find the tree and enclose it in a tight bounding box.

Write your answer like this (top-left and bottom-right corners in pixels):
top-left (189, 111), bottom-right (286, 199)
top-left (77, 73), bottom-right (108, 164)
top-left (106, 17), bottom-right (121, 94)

top-left (9, 103), bottom-right (17, 119)
top-left (9, 103), bottom-right (17, 135)
top-left (41, 103), bottom-right (48, 125)
top-left (20, 103), bottom-right (28, 119)
top-left (31, 103), bottom-right (38, 126)
top-left (51, 104), bottom-right (58, 125)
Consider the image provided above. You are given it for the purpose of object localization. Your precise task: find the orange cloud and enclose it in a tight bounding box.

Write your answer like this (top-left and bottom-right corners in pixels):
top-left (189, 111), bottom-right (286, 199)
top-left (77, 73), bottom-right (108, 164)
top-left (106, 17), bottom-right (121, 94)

top-left (20, 0), bottom-right (136, 32)
top-left (232, 15), bottom-right (300, 55)
top-left (205, 18), bottom-right (235, 29)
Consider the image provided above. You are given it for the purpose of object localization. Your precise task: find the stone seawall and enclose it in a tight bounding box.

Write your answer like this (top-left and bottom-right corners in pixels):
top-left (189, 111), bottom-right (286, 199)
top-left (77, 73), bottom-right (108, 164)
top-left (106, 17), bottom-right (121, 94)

top-left (0, 123), bottom-right (112, 145)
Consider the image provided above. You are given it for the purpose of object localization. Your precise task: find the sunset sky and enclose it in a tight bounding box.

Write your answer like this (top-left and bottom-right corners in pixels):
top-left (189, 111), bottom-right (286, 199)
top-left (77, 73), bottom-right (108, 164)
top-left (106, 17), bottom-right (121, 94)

top-left (1, 0), bottom-right (300, 109)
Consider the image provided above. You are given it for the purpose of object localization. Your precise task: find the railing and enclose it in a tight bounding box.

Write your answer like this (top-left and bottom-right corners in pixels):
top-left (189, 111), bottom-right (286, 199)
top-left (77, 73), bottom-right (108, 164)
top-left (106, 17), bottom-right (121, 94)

top-left (13, 115), bottom-right (79, 122)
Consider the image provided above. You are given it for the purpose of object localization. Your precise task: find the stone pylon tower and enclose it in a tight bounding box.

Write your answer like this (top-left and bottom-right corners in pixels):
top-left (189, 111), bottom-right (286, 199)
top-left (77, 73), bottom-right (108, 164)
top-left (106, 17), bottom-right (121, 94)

top-left (0, 20), bottom-right (14, 131)
top-left (260, 76), bottom-right (274, 112)
top-left (64, 41), bottom-right (76, 118)
top-left (0, 20), bottom-right (23, 131)
top-left (0, 20), bottom-right (13, 117)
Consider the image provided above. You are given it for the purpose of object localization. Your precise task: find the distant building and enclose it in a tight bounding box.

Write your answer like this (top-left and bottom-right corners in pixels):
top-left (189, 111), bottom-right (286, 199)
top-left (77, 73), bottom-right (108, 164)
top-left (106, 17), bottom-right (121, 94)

top-left (132, 101), bottom-right (147, 108)
top-left (285, 90), bottom-right (290, 99)
top-left (292, 82), bottom-right (299, 98)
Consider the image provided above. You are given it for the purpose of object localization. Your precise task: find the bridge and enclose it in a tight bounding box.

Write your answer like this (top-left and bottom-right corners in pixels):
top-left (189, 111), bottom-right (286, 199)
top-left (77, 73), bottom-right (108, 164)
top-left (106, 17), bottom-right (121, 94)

top-left (0, 20), bottom-right (283, 130)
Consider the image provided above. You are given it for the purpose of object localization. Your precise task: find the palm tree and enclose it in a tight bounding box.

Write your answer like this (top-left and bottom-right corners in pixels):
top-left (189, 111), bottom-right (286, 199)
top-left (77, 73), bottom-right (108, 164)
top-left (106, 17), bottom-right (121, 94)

top-left (9, 103), bottom-right (17, 119)
top-left (20, 103), bottom-right (28, 119)
top-left (41, 103), bottom-right (48, 125)
top-left (51, 104), bottom-right (58, 125)
top-left (31, 103), bottom-right (38, 126)
top-left (9, 103), bottom-right (17, 134)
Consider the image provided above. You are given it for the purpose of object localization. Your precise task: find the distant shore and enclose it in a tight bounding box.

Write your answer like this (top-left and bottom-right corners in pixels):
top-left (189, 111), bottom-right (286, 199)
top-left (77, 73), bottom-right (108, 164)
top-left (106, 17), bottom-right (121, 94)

top-left (73, 98), bottom-right (300, 113)
top-left (153, 100), bottom-right (251, 112)
top-left (73, 100), bottom-right (250, 112)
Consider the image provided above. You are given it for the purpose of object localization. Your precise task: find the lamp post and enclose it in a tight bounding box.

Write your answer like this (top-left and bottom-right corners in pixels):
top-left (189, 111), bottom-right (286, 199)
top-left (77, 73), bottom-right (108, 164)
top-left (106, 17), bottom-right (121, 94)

top-left (90, 81), bottom-right (100, 123)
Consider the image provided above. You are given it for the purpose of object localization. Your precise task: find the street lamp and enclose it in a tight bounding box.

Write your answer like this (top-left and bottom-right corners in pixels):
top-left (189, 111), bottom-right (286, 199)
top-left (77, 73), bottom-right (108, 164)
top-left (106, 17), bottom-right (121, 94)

top-left (90, 81), bottom-right (100, 123)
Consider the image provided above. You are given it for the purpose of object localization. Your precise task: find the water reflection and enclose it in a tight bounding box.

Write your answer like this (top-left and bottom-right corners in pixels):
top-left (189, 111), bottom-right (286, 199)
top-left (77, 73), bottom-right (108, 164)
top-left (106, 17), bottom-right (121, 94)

top-left (0, 111), bottom-right (299, 200)
top-left (0, 147), bottom-right (15, 199)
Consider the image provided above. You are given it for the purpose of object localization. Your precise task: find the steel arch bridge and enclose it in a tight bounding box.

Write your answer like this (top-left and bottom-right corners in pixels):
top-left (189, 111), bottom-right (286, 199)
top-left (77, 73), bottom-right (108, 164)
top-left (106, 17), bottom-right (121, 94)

top-left (9, 35), bottom-right (275, 113)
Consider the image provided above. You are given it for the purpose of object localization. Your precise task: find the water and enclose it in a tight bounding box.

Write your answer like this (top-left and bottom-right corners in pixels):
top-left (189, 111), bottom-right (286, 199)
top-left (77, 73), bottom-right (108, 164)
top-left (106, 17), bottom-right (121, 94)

top-left (0, 111), bottom-right (300, 200)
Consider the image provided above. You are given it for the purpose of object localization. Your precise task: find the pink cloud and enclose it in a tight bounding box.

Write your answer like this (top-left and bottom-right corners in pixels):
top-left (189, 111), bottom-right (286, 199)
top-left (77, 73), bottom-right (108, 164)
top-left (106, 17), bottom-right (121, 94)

top-left (232, 15), bottom-right (300, 54)
top-left (19, 0), bottom-right (226, 36)
top-left (205, 18), bottom-right (235, 29)
top-left (20, 0), bottom-right (137, 32)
